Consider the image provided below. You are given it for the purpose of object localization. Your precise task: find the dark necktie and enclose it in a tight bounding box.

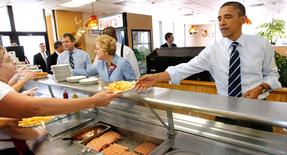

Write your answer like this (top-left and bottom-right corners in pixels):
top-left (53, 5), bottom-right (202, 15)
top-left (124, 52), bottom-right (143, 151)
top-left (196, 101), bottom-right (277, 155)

top-left (69, 52), bottom-right (74, 69)
top-left (228, 42), bottom-right (242, 97)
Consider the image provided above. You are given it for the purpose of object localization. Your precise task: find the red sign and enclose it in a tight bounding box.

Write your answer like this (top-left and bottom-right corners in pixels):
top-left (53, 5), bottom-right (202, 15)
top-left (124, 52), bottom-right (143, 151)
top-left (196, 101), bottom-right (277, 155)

top-left (99, 14), bottom-right (123, 30)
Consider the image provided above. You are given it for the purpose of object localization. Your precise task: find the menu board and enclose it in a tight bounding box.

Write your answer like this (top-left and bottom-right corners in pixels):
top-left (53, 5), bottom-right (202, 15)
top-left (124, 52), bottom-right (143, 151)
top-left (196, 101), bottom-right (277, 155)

top-left (99, 14), bottom-right (123, 30)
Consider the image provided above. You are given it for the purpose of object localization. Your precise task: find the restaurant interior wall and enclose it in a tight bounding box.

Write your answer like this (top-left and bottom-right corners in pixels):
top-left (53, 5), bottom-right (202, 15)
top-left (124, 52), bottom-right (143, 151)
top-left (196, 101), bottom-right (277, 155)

top-left (152, 15), bottom-right (186, 48)
top-left (46, 14), bottom-right (55, 53)
top-left (185, 24), bottom-right (216, 47)
top-left (53, 10), bottom-right (87, 51)
top-left (83, 13), bottom-right (99, 60)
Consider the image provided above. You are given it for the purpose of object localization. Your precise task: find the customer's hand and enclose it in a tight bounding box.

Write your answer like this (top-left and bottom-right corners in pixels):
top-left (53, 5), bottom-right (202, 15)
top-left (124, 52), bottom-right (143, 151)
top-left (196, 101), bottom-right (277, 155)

top-left (0, 117), bottom-right (19, 128)
top-left (135, 74), bottom-right (158, 91)
top-left (91, 90), bottom-right (122, 107)
top-left (16, 66), bottom-right (37, 81)
top-left (22, 87), bottom-right (38, 96)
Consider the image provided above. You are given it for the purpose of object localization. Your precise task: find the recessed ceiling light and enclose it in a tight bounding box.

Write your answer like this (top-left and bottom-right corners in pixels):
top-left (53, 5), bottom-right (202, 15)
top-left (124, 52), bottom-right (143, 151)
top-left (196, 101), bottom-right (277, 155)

top-left (61, 0), bottom-right (97, 8)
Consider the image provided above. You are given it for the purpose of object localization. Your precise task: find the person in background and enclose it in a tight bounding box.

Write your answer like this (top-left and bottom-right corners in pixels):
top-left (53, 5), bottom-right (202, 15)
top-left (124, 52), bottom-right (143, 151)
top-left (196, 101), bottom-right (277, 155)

top-left (102, 26), bottom-right (140, 78)
top-left (47, 41), bottom-right (64, 74)
top-left (0, 46), bottom-right (121, 118)
top-left (57, 33), bottom-right (91, 70)
top-left (160, 32), bottom-right (177, 48)
top-left (136, 2), bottom-right (281, 132)
top-left (33, 43), bottom-right (50, 72)
top-left (73, 35), bottom-right (136, 82)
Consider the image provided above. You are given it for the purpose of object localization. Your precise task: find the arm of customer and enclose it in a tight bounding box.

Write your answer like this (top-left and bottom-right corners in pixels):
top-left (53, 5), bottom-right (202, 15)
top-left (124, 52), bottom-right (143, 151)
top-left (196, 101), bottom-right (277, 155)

top-left (122, 60), bottom-right (136, 81)
top-left (0, 90), bottom-right (121, 118)
top-left (73, 63), bottom-right (99, 76)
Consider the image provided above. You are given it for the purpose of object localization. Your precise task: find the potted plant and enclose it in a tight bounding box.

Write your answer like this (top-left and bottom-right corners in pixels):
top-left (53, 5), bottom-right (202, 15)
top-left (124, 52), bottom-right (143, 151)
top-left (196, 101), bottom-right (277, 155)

top-left (256, 18), bottom-right (286, 45)
top-left (256, 18), bottom-right (287, 87)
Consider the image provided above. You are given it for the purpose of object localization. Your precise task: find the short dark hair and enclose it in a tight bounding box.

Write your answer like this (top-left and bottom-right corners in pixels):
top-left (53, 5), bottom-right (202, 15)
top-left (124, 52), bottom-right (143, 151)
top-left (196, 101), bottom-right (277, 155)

top-left (221, 1), bottom-right (246, 16)
top-left (62, 32), bottom-right (75, 42)
top-left (54, 41), bottom-right (62, 49)
top-left (165, 32), bottom-right (173, 41)
top-left (102, 26), bottom-right (117, 41)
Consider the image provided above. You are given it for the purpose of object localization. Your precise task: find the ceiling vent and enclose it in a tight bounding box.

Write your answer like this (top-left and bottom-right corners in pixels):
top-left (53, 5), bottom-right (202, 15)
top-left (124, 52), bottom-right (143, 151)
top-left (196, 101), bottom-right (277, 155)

top-left (114, 1), bottom-right (136, 6)
top-left (249, 3), bottom-right (265, 7)
top-left (0, 0), bottom-right (10, 8)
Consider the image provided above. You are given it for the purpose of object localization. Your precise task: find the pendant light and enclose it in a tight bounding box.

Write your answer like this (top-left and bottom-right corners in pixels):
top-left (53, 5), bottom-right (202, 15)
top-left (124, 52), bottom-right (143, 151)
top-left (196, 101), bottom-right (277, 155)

top-left (86, 2), bottom-right (99, 30)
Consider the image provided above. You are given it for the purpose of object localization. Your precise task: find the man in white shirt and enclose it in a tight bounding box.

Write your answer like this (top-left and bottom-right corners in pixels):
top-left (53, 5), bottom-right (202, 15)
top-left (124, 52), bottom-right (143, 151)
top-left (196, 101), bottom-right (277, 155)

top-left (102, 27), bottom-right (140, 78)
top-left (136, 2), bottom-right (281, 131)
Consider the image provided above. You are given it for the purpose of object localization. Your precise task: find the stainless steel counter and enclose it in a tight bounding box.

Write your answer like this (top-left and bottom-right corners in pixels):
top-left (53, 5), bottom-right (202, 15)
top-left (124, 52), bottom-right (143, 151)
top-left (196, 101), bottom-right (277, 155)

top-left (23, 76), bottom-right (287, 155)
top-left (32, 76), bottom-right (287, 128)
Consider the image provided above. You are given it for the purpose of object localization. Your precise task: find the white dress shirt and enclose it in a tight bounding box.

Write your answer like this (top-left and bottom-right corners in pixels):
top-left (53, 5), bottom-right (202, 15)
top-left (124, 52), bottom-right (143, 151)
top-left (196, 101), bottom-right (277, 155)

top-left (0, 81), bottom-right (15, 150)
top-left (41, 52), bottom-right (48, 64)
top-left (57, 48), bottom-right (91, 69)
top-left (116, 43), bottom-right (140, 78)
top-left (166, 34), bottom-right (281, 99)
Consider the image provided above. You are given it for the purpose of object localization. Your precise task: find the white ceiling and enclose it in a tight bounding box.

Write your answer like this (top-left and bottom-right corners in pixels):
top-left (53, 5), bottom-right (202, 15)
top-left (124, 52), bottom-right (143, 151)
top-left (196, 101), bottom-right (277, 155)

top-left (1, 0), bottom-right (287, 22)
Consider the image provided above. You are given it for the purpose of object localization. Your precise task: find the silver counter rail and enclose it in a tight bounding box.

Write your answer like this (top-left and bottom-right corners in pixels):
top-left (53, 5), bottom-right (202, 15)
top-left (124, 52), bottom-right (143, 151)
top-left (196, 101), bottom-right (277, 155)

top-left (23, 76), bottom-right (287, 155)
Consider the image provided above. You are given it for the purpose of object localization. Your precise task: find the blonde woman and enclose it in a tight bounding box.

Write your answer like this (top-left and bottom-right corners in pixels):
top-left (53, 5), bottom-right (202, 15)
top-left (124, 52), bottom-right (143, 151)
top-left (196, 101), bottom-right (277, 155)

top-left (73, 34), bottom-right (136, 82)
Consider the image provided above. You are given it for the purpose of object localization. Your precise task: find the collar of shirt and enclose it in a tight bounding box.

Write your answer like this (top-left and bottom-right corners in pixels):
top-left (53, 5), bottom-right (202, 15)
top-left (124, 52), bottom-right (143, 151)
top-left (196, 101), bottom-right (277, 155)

top-left (55, 50), bottom-right (59, 55)
top-left (223, 34), bottom-right (245, 51)
top-left (41, 52), bottom-right (47, 58)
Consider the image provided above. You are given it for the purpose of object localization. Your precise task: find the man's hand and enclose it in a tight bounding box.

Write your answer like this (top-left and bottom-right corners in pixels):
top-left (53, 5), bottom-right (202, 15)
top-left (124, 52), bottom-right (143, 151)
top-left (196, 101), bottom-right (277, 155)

top-left (243, 85), bottom-right (263, 99)
top-left (135, 74), bottom-right (159, 91)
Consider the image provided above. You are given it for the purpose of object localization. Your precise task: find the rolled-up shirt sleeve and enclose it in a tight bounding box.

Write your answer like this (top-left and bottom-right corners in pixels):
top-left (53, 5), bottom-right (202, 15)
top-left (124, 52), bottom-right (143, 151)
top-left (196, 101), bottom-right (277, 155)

top-left (166, 48), bottom-right (210, 84)
top-left (262, 42), bottom-right (282, 90)
top-left (0, 82), bottom-right (14, 101)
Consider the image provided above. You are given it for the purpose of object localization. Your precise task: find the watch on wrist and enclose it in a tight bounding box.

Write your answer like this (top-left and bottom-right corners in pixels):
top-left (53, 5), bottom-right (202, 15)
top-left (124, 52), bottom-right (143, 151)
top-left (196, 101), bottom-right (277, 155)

top-left (259, 84), bottom-right (268, 93)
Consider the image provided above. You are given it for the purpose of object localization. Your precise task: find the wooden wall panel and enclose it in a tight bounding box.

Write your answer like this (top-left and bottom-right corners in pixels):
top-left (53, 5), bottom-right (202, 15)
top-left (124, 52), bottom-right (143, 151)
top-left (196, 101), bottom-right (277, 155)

top-left (54, 10), bottom-right (86, 50)
top-left (126, 13), bottom-right (153, 48)
top-left (45, 15), bottom-right (55, 54)
top-left (274, 46), bottom-right (287, 56)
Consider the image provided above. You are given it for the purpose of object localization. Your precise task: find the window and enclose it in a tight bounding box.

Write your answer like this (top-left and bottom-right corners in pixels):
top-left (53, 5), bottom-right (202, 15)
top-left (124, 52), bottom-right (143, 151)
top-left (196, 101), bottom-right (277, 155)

top-left (13, 6), bottom-right (46, 32)
top-left (0, 6), bottom-right (11, 31)
top-left (0, 35), bottom-right (11, 47)
top-left (19, 36), bottom-right (45, 64)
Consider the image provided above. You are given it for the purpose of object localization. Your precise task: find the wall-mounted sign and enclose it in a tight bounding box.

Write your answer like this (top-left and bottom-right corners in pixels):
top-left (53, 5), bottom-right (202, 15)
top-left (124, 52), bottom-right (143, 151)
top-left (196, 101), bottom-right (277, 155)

top-left (99, 14), bottom-right (123, 30)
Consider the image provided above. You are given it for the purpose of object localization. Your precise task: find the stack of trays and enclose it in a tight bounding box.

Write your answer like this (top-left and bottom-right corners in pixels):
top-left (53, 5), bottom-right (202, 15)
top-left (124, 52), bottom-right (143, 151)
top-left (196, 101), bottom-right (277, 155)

top-left (51, 64), bottom-right (72, 81)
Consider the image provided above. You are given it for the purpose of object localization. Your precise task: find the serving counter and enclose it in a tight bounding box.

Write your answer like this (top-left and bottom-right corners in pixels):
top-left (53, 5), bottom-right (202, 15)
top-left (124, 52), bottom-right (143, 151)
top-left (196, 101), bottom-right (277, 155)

top-left (24, 76), bottom-right (287, 155)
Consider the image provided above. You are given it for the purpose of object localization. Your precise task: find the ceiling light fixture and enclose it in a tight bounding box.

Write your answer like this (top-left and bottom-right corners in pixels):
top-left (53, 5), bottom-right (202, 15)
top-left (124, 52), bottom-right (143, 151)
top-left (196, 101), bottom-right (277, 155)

top-left (61, 0), bottom-right (96, 8)
top-left (85, 1), bottom-right (98, 30)
top-left (189, 25), bottom-right (198, 35)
